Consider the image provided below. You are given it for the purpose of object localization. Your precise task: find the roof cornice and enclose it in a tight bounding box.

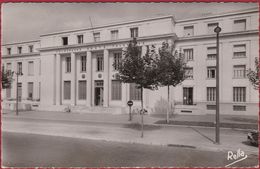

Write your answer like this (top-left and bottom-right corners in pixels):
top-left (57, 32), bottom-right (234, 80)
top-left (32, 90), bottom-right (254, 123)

top-left (176, 8), bottom-right (258, 23)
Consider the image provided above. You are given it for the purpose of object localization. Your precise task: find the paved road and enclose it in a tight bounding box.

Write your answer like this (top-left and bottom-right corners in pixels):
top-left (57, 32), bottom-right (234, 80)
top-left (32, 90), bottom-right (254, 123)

top-left (2, 132), bottom-right (258, 167)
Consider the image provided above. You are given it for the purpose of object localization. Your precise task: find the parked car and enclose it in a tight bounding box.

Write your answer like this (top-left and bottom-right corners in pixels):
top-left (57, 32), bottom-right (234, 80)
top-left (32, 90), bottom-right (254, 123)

top-left (247, 130), bottom-right (258, 146)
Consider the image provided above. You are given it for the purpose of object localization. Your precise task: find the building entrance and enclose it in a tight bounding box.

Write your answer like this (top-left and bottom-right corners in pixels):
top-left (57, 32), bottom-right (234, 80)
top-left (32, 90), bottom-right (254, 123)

top-left (94, 80), bottom-right (104, 106)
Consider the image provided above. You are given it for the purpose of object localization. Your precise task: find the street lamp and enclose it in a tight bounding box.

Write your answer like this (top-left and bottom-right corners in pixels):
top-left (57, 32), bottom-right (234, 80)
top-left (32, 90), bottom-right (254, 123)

top-left (214, 25), bottom-right (221, 144)
top-left (12, 71), bottom-right (23, 116)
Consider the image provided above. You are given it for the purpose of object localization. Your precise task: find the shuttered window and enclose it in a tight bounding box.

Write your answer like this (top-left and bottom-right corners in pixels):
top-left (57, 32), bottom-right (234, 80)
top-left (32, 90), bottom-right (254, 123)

top-left (112, 80), bottom-right (122, 100)
top-left (64, 81), bottom-right (71, 100)
top-left (28, 82), bottom-right (33, 100)
top-left (78, 80), bottom-right (87, 100)
top-left (233, 87), bottom-right (246, 102)
top-left (28, 61), bottom-right (34, 76)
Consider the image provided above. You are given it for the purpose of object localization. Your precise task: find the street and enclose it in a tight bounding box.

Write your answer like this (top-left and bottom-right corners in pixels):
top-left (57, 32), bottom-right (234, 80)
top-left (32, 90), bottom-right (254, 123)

top-left (2, 132), bottom-right (258, 167)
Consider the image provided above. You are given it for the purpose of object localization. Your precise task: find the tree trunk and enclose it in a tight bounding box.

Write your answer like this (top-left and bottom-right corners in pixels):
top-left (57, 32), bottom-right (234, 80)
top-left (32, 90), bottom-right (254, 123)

top-left (141, 87), bottom-right (144, 138)
top-left (166, 85), bottom-right (170, 123)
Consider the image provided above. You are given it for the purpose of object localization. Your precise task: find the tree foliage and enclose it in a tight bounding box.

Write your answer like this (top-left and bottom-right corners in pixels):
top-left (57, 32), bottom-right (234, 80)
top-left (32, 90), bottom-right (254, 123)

top-left (247, 57), bottom-right (259, 90)
top-left (157, 42), bottom-right (186, 87)
top-left (117, 38), bottom-right (159, 90)
top-left (1, 66), bottom-right (13, 89)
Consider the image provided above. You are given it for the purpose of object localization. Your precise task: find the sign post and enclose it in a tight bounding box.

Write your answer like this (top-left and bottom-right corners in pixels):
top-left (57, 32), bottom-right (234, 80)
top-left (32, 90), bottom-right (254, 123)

top-left (127, 100), bottom-right (133, 121)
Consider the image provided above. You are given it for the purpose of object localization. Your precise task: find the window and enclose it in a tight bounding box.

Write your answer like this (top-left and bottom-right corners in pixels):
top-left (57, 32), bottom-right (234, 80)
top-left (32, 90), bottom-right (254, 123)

top-left (113, 53), bottom-right (122, 71)
top-left (183, 87), bottom-right (193, 105)
top-left (65, 57), bottom-right (71, 73)
top-left (184, 49), bottom-right (193, 61)
top-left (207, 47), bottom-right (217, 59)
top-left (233, 105), bottom-right (246, 111)
top-left (64, 81), bottom-right (71, 100)
top-left (29, 45), bottom-right (33, 53)
top-left (184, 26), bottom-right (194, 37)
top-left (18, 47), bottom-right (22, 54)
top-left (93, 33), bottom-right (100, 42)
top-left (6, 88), bottom-right (11, 99)
top-left (28, 82), bottom-right (33, 100)
top-left (39, 82), bottom-right (41, 101)
top-left (207, 67), bottom-right (216, 79)
top-left (130, 83), bottom-right (141, 100)
top-left (111, 30), bottom-right (119, 40)
top-left (112, 80), bottom-right (122, 100)
top-left (207, 87), bottom-right (216, 101)
top-left (62, 37), bottom-right (68, 46)
top-left (208, 23), bottom-right (219, 34)
top-left (28, 61), bottom-right (34, 76)
top-left (234, 19), bottom-right (246, 32)
top-left (81, 55), bottom-right (87, 72)
top-left (233, 87), bottom-right (246, 102)
top-left (97, 54), bottom-right (104, 71)
top-left (18, 83), bottom-right (22, 102)
top-left (7, 48), bottom-right (11, 55)
top-left (184, 67), bottom-right (193, 79)
top-left (6, 63), bottom-right (12, 74)
top-left (17, 62), bottom-right (22, 74)
top-left (233, 44), bottom-right (246, 58)
top-left (233, 65), bottom-right (246, 78)
top-left (130, 27), bottom-right (138, 38)
top-left (207, 105), bottom-right (216, 110)
top-left (78, 80), bottom-right (87, 100)
top-left (77, 35), bottom-right (84, 44)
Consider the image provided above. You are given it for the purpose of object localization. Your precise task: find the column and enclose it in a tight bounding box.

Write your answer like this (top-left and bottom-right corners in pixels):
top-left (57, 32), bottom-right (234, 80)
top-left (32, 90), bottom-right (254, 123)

top-left (121, 47), bottom-right (128, 106)
top-left (71, 53), bottom-right (77, 106)
top-left (53, 55), bottom-right (56, 105)
top-left (56, 54), bottom-right (61, 105)
top-left (86, 51), bottom-right (92, 107)
top-left (103, 49), bottom-right (109, 107)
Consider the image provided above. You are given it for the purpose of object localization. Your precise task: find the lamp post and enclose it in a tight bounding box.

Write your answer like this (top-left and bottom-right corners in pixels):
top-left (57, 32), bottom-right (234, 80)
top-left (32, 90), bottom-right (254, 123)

top-left (214, 25), bottom-right (221, 144)
top-left (13, 71), bottom-right (23, 116)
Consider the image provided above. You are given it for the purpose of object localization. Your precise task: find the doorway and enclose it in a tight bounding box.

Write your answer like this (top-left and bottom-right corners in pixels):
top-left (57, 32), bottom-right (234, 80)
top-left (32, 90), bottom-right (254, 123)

top-left (94, 80), bottom-right (104, 106)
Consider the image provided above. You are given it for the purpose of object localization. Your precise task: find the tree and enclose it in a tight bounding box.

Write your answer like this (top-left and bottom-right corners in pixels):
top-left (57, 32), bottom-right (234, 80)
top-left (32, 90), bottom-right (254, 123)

top-left (247, 57), bottom-right (259, 90)
top-left (116, 38), bottom-right (159, 137)
top-left (1, 65), bottom-right (13, 89)
top-left (157, 42), bottom-right (187, 123)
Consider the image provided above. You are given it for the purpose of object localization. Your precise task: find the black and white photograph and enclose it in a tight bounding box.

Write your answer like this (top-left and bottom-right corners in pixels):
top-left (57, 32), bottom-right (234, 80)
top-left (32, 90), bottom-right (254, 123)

top-left (1, 2), bottom-right (259, 167)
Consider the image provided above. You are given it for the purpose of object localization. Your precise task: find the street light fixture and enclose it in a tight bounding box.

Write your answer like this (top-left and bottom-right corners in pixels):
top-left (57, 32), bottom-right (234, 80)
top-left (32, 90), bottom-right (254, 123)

top-left (12, 71), bottom-right (23, 116)
top-left (214, 25), bottom-right (221, 144)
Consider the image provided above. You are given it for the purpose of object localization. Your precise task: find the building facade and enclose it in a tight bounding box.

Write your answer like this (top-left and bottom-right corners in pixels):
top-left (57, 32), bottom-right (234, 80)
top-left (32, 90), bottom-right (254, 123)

top-left (2, 8), bottom-right (259, 115)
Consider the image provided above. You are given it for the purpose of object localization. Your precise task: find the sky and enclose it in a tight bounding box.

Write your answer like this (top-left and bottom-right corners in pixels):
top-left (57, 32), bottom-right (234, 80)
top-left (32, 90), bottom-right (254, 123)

top-left (2, 2), bottom-right (258, 44)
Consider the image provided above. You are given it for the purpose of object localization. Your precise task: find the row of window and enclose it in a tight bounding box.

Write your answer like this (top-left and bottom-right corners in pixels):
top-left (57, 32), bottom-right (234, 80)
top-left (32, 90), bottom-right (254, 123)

top-left (183, 86), bottom-right (246, 106)
top-left (63, 80), bottom-right (141, 101)
top-left (5, 61), bottom-right (39, 76)
top-left (5, 82), bottom-right (41, 101)
top-left (61, 27), bottom-right (138, 46)
top-left (183, 44), bottom-right (246, 61)
top-left (183, 18), bottom-right (246, 37)
top-left (65, 53), bottom-right (122, 73)
top-left (185, 65), bottom-right (247, 79)
top-left (6, 45), bottom-right (33, 55)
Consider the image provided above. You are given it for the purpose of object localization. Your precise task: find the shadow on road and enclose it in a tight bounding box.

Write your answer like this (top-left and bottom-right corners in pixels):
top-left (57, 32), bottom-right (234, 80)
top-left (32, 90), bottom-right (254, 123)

top-left (123, 123), bottom-right (162, 131)
top-left (189, 127), bottom-right (215, 143)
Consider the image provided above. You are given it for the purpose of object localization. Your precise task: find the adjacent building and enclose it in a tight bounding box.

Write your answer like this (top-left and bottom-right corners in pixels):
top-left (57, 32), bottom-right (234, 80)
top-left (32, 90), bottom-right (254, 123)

top-left (2, 8), bottom-right (258, 115)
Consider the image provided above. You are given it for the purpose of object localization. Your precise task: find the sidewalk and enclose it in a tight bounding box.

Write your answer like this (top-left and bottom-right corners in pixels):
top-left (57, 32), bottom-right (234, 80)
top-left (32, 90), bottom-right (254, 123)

top-left (2, 109), bottom-right (258, 129)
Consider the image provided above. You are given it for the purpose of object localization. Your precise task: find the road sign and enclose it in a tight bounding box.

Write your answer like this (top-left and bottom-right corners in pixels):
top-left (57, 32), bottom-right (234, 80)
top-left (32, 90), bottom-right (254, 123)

top-left (127, 100), bottom-right (133, 107)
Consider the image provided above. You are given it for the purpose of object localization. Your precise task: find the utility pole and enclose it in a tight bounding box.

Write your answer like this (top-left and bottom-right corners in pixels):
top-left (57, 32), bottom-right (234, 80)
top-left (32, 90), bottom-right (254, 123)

top-left (13, 71), bottom-right (23, 116)
top-left (214, 25), bottom-right (221, 144)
